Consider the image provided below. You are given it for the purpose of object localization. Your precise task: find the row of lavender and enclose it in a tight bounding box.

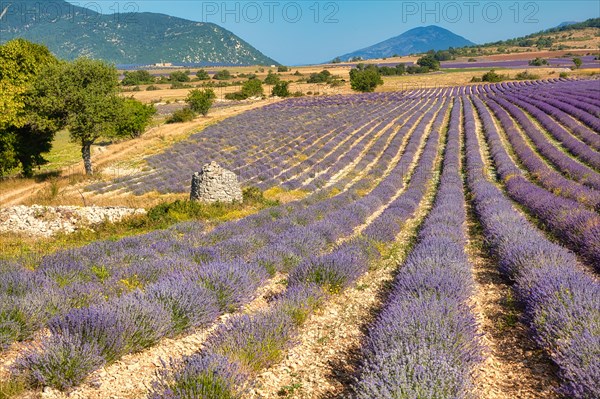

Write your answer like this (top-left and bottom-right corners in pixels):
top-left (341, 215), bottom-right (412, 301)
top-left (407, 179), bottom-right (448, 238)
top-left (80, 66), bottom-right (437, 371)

top-left (353, 98), bottom-right (482, 397)
top-left (499, 93), bottom-right (600, 171)
top-left (472, 92), bottom-right (600, 268)
top-left (3, 95), bottom-right (448, 390)
top-left (479, 95), bottom-right (600, 209)
top-left (148, 88), bottom-right (451, 398)
top-left (463, 96), bottom-right (599, 399)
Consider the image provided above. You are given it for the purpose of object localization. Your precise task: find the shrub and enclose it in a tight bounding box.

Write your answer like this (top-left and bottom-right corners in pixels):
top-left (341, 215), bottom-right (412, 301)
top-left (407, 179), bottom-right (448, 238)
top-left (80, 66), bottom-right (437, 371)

top-left (122, 70), bottom-right (155, 86)
top-left (197, 261), bottom-right (267, 312)
top-left (406, 65), bottom-right (430, 74)
top-left (263, 71), bottom-right (280, 85)
top-left (273, 283), bottom-right (326, 326)
top-left (288, 244), bottom-right (370, 293)
top-left (205, 310), bottom-right (295, 372)
top-left (515, 71), bottom-right (540, 80)
top-left (166, 108), bottom-right (195, 124)
top-left (277, 65), bottom-right (289, 72)
top-left (241, 79), bottom-right (263, 98)
top-left (416, 54), bottom-right (440, 71)
top-left (146, 85), bottom-right (160, 91)
top-left (213, 70), bottom-right (232, 80)
top-left (170, 81), bottom-right (185, 89)
top-left (169, 71), bottom-right (190, 82)
top-left (115, 98), bottom-right (156, 138)
top-left (224, 92), bottom-right (247, 100)
top-left (559, 72), bottom-right (569, 78)
top-left (17, 332), bottom-right (104, 391)
top-left (481, 70), bottom-right (504, 82)
top-left (146, 275), bottom-right (220, 334)
top-left (349, 68), bottom-right (383, 93)
top-left (271, 81), bottom-right (290, 97)
top-left (186, 89), bottom-right (216, 116)
top-left (195, 69), bottom-right (210, 80)
top-left (528, 57), bottom-right (548, 66)
top-left (307, 70), bottom-right (332, 83)
top-left (149, 354), bottom-right (248, 399)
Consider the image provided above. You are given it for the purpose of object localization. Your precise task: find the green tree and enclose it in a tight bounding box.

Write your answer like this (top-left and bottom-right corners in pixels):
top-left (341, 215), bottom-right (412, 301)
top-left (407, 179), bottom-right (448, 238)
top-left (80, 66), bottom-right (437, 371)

top-left (213, 70), bottom-right (232, 80)
top-left (241, 79), bottom-right (264, 98)
top-left (528, 57), bottom-right (548, 66)
top-left (122, 70), bottom-right (155, 86)
top-left (416, 54), bottom-right (440, 71)
top-left (33, 58), bottom-right (124, 175)
top-left (536, 37), bottom-right (553, 48)
top-left (349, 68), bottom-right (383, 92)
top-left (169, 71), bottom-right (190, 82)
top-left (481, 70), bottom-right (504, 82)
top-left (0, 39), bottom-right (59, 176)
top-left (307, 70), bottom-right (332, 83)
top-left (115, 98), bottom-right (156, 138)
top-left (196, 69), bottom-right (210, 80)
top-left (166, 108), bottom-right (195, 124)
top-left (573, 57), bottom-right (583, 69)
top-left (186, 89), bottom-right (216, 116)
top-left (263, 71), bottom-right (280, 85)
top-left (277, 65), bottom-right (289, 72)
top-left (272, 81), bottom-right (290, 97)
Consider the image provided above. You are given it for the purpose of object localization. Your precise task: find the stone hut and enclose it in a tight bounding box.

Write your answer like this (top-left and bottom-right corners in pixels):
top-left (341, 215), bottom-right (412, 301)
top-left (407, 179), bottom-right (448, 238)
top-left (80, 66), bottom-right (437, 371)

top-left (190, 162), bottom-right (243, 203)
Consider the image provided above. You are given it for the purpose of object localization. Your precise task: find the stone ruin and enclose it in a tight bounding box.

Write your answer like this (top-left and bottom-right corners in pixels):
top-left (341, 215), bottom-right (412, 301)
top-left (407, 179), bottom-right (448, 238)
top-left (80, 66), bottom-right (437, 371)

top-left (190, 162), bottom-right (243, 203)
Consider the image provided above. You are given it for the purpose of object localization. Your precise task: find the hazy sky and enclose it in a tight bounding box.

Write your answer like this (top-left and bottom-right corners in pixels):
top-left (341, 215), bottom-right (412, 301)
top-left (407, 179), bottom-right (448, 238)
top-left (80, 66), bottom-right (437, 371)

top-left (66, 0), bottom-right (600, 65)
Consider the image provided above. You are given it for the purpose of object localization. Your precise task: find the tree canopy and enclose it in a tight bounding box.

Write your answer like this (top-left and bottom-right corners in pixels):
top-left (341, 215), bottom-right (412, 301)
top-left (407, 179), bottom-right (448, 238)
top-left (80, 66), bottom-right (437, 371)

top-left (1, 39), bottom-right (157, 177)
top-left (0, 39), bottom-right (59, 176)
top-left (241, 79), bottom-right (264, 98)
top-left (32, 58), bottom-right (140, 175)
top-left (416, 54), bottom-right (440, 71)
top-left (186, 89), bottom-right (216, 116)
top-left (349, 67), bottom-right (383, 92)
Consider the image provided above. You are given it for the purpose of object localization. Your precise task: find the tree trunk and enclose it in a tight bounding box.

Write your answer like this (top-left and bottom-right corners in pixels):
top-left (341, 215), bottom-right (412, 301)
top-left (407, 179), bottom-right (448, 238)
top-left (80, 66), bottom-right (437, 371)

top-left (82, 143), bottom-right (93, 175)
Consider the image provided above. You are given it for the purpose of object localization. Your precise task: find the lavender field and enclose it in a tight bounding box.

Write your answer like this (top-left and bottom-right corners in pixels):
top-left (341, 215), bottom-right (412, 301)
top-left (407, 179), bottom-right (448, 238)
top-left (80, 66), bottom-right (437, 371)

top-left (1, 78), bottom-right (599, 398)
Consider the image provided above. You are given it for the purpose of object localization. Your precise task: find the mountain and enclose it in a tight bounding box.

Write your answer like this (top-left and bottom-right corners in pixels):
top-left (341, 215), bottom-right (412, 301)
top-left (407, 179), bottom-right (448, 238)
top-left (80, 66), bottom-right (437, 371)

top-left (557, 21), bottom-right (579, 28)
top-left (338, 26), bottom-right (475, 61)
top-left (0, 0), bottom-right (278, 65)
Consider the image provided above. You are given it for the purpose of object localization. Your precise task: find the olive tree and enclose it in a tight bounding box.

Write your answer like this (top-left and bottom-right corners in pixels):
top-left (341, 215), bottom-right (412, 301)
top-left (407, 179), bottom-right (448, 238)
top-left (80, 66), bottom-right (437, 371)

top-left (33, 58), bottom-right (125, 175)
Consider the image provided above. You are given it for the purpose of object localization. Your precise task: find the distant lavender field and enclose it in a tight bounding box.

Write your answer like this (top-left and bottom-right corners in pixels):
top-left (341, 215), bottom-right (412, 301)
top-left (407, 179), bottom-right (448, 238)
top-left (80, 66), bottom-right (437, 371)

top-left (440, 55), bottom-right (599, 69)
top-left (335, 55), bottom-right (599, 70)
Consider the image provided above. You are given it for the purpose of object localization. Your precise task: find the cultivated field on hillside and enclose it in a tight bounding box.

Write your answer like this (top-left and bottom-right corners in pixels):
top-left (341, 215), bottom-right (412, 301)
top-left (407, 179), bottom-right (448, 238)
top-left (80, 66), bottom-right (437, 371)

top-left (1, 77), bottom-right (598, 399)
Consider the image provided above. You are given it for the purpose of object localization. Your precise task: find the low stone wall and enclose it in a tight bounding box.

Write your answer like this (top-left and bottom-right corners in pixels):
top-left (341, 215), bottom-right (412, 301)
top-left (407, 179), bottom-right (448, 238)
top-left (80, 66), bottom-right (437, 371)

top-left (0, 205), bottom-right (146, 237)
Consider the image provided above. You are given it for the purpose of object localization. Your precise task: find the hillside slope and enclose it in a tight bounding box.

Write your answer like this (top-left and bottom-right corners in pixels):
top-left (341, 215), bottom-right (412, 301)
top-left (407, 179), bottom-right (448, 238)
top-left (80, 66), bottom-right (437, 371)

top-left (0, 0), bottom-right (278, 65)
top-left (339, 25), bottom-right (475, 60)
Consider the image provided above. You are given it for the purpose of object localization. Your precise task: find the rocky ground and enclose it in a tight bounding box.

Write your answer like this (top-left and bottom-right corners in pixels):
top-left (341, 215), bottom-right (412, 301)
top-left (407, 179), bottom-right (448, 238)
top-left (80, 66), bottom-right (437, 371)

top-left (0, 205), bottom-right (146, 237)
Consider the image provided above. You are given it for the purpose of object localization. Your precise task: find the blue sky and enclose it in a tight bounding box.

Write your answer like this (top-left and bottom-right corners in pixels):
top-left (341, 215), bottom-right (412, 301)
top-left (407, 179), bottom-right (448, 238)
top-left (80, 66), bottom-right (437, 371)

top-left (67, 1), bottom-right (600, 65)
